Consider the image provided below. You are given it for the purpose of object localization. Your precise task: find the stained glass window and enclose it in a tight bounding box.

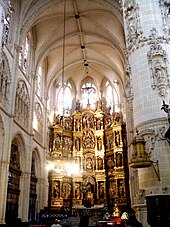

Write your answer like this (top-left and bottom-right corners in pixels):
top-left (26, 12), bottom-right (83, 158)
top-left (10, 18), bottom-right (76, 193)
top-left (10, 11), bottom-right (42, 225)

top-left (19, 35), bottom-right (30, 73)
top-left (81, 82), bottom-right (96, 109)
top-left (58, 82), bottom-right (72, 115)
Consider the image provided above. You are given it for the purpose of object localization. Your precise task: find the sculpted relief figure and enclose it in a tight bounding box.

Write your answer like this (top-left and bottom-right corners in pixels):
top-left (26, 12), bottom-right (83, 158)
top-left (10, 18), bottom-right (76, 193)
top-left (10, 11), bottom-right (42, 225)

top-left (82, 130), bottom-right (95, 149)
top-left (109, 181), bottom-right (116, 197)
top-left (154, 60), bottom-right (166, 85)
top-left (54, 134), bottom-right (61, 150)
top-left (127, 8), bottom-right (138, 34)
top-left (75, 118), bottom-right (81, 131)
top-left (82, 113), bottom-right (94, 129)
top-left (53, 182), bottom-right (60, 198)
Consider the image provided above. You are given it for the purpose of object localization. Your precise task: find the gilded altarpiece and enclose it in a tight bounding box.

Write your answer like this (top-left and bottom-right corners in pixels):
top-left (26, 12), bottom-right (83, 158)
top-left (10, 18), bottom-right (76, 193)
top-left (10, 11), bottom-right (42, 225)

top-left (104, 114), bottom-right (130, 209)
top-left (48, 109), bottom-right (129, 210)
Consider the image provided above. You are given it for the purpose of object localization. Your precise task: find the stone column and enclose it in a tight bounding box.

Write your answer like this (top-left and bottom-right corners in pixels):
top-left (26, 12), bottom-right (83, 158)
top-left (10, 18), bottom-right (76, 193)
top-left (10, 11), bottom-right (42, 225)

top-left (18, 171), bottom-right (31, 222)
top-left (0, 160), bottom-right (9, 224)
top-left (122, 0), bottom-right (170, 226)
top-left (0, 115), bottom-right (14, 224)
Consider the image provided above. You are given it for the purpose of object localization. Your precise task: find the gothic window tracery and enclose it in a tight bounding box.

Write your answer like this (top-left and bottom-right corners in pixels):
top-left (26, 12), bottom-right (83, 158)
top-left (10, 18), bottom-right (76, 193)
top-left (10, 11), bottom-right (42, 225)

top-left (0, 53), bottom-right (11, 100)
top-left (33, 102), bottom-right (43, 135)
top-left (14, 80), bottom-right (30, 128)
top-left (1, 0), bottom-right (13, 47)
top-left (160, 0), bottom-right (170, 31)
top-left (36, 65), bottom-right (43, 97)
top-left (2, 14), bottom-right (11, 46)
top-left (81, 82), bottom-right (96, 109)
top-left (19, 34), bottom-right (30, 74)
top-left (104, 81), bottom-right (120, 114)
top-left (57, 82), bottom-right (73, 115)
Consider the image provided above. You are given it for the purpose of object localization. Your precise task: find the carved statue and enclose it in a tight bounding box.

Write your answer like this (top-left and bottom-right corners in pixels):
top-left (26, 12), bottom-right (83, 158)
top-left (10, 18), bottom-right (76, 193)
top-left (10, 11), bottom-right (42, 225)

top-left (154, 60), bottom-right (166, 85)
top-left (115, 131), bottom-right (120, 146)
top-left (97, 136), bottom-right (102, 150)
top-left (119, 180), bottom-right (125, 197)
top-left (82, 113), bottom-right (94, 129)
top-left (97, 157), bottom-right (103, 170)
top-left (76, 99), bottom-right (81, 111)
top-left (75, 138), bottom-right (80, 151)
top-left (75, 183), bottom-right (81, 199)
top-left (86, 157), bottom-right (93, 170)
top-left (107, 156), bottom-right (114, 170)
top-left (99, 182), bottom-right (104, 198)
top-left (54, 134), bottom-right (61, 150)
top-left (75, 119), bottom-right (81, 131)
top-left (109, 181), bottom-right (116, 197)
top-left (161, 101), bottom-right (170, 145)
top-left (53, 182), bottom-right (60, 198)
top-left (116, 153), bottom-right (122, 167)
top-left (127, 9), bottom-right (137, 34)
top-left (96, 118), bottom-right (101, 130)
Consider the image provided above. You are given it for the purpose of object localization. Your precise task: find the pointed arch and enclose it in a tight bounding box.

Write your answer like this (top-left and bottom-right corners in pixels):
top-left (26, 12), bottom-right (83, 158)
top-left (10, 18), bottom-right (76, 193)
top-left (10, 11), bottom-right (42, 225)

top-left (6, 135), bottom-right (23, 224)
top-left (14, 79), bottom-right (30, 128)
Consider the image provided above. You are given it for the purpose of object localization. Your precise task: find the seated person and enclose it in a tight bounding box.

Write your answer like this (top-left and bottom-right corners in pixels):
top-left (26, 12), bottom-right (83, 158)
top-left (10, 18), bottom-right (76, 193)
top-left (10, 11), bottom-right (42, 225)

top-left (121, 209), bottom-right (143, 227)
top-left (51, 219), bottom-right (62, 227)
top-left (109, 204), bottom-right (124, 226)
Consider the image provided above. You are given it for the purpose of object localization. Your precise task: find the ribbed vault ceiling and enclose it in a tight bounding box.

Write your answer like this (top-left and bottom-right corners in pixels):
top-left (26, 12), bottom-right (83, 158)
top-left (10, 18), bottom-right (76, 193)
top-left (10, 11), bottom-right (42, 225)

top-left (20, 0), bottom-right (126, 95)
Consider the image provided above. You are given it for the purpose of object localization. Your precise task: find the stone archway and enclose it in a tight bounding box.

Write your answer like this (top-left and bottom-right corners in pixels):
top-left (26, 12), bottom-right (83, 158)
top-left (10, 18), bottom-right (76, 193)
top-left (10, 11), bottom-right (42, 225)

top-left (5, 138), bottom-right (21, 225)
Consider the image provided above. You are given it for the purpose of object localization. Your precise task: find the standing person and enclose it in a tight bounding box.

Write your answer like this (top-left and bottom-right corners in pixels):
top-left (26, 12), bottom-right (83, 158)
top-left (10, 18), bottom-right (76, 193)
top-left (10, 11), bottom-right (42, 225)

top-left (51, 219), bottom-right (62, 227)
